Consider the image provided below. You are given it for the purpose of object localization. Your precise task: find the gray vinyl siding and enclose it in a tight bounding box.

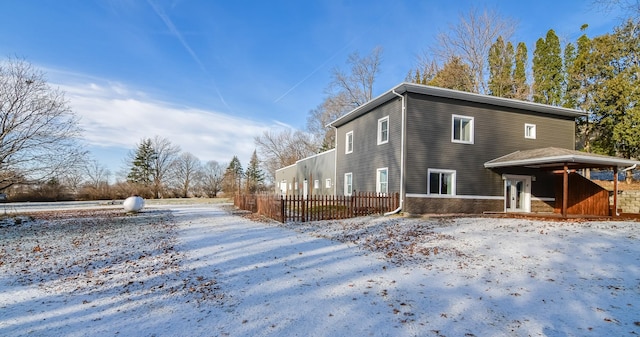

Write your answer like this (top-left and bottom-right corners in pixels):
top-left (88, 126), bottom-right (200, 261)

top-left (404, 93), bottom-right (575, 197)
top-left (274, 149), bottom-right (336, 196)
top-left (336, 98), bottom-right (402, 195)
top-left (297, 149), bottom-right (336, 196)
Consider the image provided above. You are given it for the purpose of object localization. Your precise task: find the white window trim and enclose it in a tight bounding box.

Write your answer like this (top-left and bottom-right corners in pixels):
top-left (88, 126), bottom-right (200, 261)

top-left (314, 179), bottom-right (320, 189)
top-left (325, 178), bottom-right (331, 189)
top-left (451, 114), bottom-right (474, 144)
top-left (377, 116), bottom-right (389, 145)
top-left (525, 123), bottom-right (537, 139)
top-left (344, 172), bottom-right (353, 196)
top-left (376, 167), bottom-right (388, 194)
top-left (345, 131), bottom-right (354, 154)
top-left (427, 168), bottom-right (457, 196)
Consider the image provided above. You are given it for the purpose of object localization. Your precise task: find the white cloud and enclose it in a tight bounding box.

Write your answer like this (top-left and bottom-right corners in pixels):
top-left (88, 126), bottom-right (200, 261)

top-left (55, 79), bottom-right (280, 167)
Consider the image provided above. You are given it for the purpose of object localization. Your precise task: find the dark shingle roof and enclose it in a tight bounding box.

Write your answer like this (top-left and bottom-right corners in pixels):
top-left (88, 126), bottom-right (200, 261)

top-left (484, 147), bottom-right (640, 169)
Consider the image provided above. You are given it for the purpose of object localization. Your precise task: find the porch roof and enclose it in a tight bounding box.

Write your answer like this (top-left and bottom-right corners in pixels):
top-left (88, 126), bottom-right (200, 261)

top-left (484, 147), bottom-right (640, 170)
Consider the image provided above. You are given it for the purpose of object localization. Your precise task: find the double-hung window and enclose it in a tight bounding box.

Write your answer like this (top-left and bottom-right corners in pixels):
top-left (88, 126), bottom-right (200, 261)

top-left (452, 115), bottom-right (474, 144)
top-left (376, 168), bottom-right (388, 194)
top-left (344, 172), bottom-right (353, 196)
top-left (346, 131), bottom-right (354, 154)
top-left (377, 116), bottom-right (389, 145)
top-left (428, 169), bottom-right (456, 195)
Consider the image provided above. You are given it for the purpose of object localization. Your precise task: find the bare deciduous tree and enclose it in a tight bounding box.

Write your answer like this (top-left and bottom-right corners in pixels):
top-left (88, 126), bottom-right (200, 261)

top-left (330, 46), bottom-right (383, 107)
top-left (150, 135), bottom-right (180, 198)
top-left (307, 47), bottom-right (383, 150)
top-left (254, 129), bottom-right (317, 181)
top-left (84, 159), bottom-right (111, 189)
top-left (199, 160), bottom-right (225, 197)
top-left (171, 152), bottom-right (201, 198)
top-left (428, 7), bottom-right (516, 94)
top-left (0, 58), bottom-right (86, 191)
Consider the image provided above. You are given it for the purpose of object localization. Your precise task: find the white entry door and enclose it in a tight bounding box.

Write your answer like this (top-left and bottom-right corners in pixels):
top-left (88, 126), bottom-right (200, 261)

top-left (504, 175), bottom-right (531, 212)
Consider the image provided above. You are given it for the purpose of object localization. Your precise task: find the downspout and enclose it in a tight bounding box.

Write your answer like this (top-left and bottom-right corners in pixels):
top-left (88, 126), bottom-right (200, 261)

top-left (385, 89), bottom-right (406, 215)
top-left (332, 125), bottom-right (338, 197)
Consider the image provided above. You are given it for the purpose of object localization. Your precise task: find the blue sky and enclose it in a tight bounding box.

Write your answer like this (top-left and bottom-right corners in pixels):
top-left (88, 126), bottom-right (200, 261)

top-left (0, 0), bottom-right (625, 177)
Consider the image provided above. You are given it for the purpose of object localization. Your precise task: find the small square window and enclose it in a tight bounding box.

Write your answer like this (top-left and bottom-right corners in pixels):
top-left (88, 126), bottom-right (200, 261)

top-left (452, 115), bottom-right (474, 144)
top-left (346, 131), bottom-right (353, 154)
top-left (378, 116), bottom-right (389, 145)
top-left (525, 123), bottom-right (536, 139)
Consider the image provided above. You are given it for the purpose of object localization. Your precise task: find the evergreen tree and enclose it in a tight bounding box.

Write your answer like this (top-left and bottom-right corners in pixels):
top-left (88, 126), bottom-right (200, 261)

top-left (244, 150), bottom-right (265, 193)
top-left (488, 36), bottom-right (515, 98)
top-left (586, 20), bottom-right (640, 162)
top-left (513, 42), bottom-right (529, 100)
top-left (571, 30), bottom-right (594, 152)
top-left (223, 155), bottom-right (243, 194)
top-left (563, 42), bottom-right (578, 109)
top-left (532, 29), bottom-right (563, 105)
top-left (127, 138), bottom-right (156, 186)
top-left (428, 56), bottom-right (475, 92)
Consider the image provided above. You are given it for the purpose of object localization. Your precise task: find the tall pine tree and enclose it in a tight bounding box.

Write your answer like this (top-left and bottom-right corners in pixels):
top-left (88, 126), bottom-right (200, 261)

top-left (223, 156), bottom-right (243, 194)
top-left (488, 36), bottom-right (515, 98)
top-left (532, 29), bottom-right (563, 105)
top-left (513, 42), bottom-right (529, 100)
top-left (244, 150), bottom-right (265, 193)
top-left (127, 138), bottom-right (157, 186)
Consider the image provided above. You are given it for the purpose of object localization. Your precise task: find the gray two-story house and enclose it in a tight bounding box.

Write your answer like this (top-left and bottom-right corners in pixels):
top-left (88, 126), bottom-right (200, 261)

top-left (277, 82), bottom-right (640, 215)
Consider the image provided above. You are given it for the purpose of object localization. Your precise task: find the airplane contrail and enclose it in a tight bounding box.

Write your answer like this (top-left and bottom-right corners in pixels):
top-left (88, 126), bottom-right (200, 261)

top-left (274, 37), bottom-right (357, 103)
top-left (147, 0), bottom-right (232, 112)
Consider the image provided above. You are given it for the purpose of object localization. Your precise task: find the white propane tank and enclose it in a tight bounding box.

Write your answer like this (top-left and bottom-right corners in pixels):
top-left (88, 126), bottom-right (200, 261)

top-left (123, 195), bottom-right (145, 212)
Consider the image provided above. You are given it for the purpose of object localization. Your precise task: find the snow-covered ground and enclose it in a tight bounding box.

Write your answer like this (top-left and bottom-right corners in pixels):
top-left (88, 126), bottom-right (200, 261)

top-left (1, 203), bottom-right (639, 336)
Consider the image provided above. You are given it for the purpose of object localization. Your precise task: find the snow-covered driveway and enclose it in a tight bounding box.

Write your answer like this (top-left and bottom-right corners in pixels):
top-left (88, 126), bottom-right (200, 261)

top-left (1, 203), bottom-right (639, 336)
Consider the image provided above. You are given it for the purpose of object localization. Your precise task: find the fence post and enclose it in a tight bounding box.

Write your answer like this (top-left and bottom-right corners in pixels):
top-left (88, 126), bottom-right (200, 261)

top-left (280, 195), bottom-right (285, 223)
top-left (302, 196), bottom-right (306, 222)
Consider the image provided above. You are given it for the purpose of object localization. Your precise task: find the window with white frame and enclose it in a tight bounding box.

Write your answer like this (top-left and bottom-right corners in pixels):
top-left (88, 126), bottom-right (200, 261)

top-left (525, 123), bottom-right (536, 139)
top-left (376, 168), bottom-right (388, 194)
top-left (344, 172), bottom-right (353, 196)
top-left (314, 179), bottom-right (320, 189)
top-left (345, 131), bottom-right (353, 154)
top-left (428, 169), bottom-right (456, 195)
top-left (452, 115), bottom-right (474, 144)
top-left (377, 116), bottom-right (389, 145)
top-left (325, 178), bottom-right (331, 188)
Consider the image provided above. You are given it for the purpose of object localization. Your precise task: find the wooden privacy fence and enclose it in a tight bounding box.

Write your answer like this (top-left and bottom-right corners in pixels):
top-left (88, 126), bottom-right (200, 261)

top-left (234, 192), bottom-right (400, 223)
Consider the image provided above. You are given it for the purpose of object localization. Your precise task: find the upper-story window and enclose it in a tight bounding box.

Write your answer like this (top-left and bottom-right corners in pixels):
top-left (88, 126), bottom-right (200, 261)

top-left (346, 131), bottom-right (353, 154)
top-left (377, 116), bottom-right (389, 145)
top-left (525, 123), bottom-right (537, 139)
top-left (452, 114), bottom-right (474, 144)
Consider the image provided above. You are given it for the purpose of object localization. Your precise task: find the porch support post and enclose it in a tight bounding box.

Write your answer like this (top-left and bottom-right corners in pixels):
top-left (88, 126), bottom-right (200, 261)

top-left (562, 163), bottom-right (568, 218)
top-left (613, 166), bottom-right (619, 217)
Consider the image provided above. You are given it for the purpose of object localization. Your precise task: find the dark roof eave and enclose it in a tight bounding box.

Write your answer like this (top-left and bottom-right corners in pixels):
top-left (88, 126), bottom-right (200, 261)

top-left (484, 154), bottom-right (640, 169)
top-left (328, 82), bottom-right (586, 128)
